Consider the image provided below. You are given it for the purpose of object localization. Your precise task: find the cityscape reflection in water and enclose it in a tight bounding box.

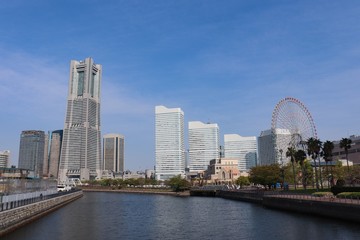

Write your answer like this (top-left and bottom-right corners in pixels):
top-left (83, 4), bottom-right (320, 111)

top-left (5, 192), bottom-right (360, 240)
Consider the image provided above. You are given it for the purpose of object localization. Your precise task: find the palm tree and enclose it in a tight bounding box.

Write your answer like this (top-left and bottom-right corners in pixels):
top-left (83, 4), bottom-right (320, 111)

top-left (322, 140), bottom-right (334, 187)
top-left (295, 149), bottom-right (307, 189)
top-left (286, 146), bottom-right (297, 190)
top-left (340, 138), bottom-right (352, 174)
top-left (306, 137), bottom-right (322, 191)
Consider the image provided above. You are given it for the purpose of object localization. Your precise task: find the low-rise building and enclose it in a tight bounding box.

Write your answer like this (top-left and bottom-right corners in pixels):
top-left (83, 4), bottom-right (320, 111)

top-left (205, 158), bottom-right (240, 184)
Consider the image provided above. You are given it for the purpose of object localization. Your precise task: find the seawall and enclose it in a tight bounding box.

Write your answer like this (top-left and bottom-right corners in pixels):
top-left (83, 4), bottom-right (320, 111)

top-left (0, 190), bottom-right (83, 237)
top-left (262, 195), bottom-right (360, 223)
top-left (190, 189), bottom-right (360, 222)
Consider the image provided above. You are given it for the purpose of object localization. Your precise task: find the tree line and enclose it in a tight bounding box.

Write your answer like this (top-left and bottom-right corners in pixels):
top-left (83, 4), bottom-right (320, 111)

top-left (249, 137), bottom-right (356, 190)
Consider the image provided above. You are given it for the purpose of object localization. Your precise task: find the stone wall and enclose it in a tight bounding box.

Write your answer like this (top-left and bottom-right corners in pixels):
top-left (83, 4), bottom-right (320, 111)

top-left (262, 196), bottom-right (360, 223)
top-left (0, 190), bottom-right (83, 237)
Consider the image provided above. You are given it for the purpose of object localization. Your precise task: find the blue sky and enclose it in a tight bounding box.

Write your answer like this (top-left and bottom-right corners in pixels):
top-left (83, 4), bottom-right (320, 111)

top-left (0, 0), bottom-right (359, 170)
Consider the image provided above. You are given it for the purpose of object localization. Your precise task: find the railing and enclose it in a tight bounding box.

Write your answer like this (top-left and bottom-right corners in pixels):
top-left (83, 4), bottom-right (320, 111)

top-left (261, 190), bottom-right (360, 204)
top-left (0, 189), bottom-right (81, 212)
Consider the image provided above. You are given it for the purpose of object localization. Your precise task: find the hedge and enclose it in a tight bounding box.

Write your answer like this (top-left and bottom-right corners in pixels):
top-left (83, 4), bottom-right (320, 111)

top-left (312, 192), bottom-right (334, 197)
top-left (331, 186), bottom-right (360, 195)
top-left (336, 192), bottom-right (360, 199)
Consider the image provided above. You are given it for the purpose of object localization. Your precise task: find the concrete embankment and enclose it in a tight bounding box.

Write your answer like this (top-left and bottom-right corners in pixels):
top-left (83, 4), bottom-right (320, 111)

top-left (216, 190), bottom-right (263, 203)
top-left (190, 189), bottom-right (360, 222)
top-left (262, 196), bottom-right (360, 223)
top-left (0, 190), bottom-right (83, 237)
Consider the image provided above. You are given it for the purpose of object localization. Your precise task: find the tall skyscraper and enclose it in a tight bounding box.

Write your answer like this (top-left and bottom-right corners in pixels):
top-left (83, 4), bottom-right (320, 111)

top-left (155, 105), bottom-right (185, 180)
top-left (42, 132), bottom-right (49, 177)
top-left (59, 58), bottom-right (102, 182)
top-left (188, 121), bottom-right (219, 172)
top-left (224, 134), bottom-right (257, 171)
top-left (18, 130), bottom-right (45, 178)
top-left (48, 130), bottom-right (63, 178)
top-left (0, 150), bottom-right (10, 168)
top-left (103, 134), bottom-right (125, 172)
top-left (258, 129), bottom-right (291, 166)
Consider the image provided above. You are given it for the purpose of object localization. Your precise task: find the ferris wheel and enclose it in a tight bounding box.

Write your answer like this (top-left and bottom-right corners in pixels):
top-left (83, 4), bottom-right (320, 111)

top-left (271, 97), bottom-right (317, 151)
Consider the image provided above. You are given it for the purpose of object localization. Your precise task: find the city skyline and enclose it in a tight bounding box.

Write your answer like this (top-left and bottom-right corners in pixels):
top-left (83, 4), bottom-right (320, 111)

top-left (1, 1), bottom-right (360, 170)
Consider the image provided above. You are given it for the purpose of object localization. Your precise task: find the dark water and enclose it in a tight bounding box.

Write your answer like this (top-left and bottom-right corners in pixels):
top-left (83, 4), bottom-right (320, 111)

top-left (4, 192), bottom-right (360, 240)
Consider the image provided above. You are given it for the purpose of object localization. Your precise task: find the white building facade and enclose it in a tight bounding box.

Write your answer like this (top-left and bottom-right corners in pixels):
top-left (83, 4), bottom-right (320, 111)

top-left (224, 134), bottom-right (257, 172)
top-left (155, 106), bottom-right (185, 180)
top-left (103, 134), bottom-right (125, 173)
top-left (258, 129), bottom-right (291, 166)
top-left (0, 150), bottom-right (10, 168)
top-left (59, 58), bottom-right (102, 182)
top-left (188, 121), bottom-right (219, 172)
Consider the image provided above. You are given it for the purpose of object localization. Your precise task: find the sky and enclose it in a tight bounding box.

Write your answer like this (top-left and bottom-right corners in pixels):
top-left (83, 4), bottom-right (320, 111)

top-left (0, 0), bottom-right (359, 170)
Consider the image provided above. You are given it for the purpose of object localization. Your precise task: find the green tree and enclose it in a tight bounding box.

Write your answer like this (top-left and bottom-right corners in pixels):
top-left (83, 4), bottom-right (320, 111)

top-left (322, 140), bottom-right (334, 186)
top-left (167, 175), bottom-right (190, 192)
top-left (236, 176), bottom-right (250, 188)
top-left (340, 138), bottom-right (352, 174)
top-left (249, 164), bottom-right (281, 189)
top-left (306, 137), bottom-right (322, 190)
top-left (286, 146), bottom-right (298, 190)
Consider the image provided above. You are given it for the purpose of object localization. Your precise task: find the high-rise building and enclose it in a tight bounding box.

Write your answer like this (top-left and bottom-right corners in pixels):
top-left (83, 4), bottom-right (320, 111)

top-left (59, 58), bottom-right (102, 182)
top-left (155, 105), bottom-right (185, 180)
top-left (188, 121), bottom-right (219, 172)
top-left (42, 132), bottom-right (49, 177)
top-left (48, 130), bottom-right (63, 178)
top-left (103, 134), bottom-right (125, 173)
top-left (224, 134), bottom-right (257, 172)
top-left (18, 130), bottom-right (45, 178)
top-left (258, 129), bottom-right (291, 166)
top-left (0, 150), bottom-right (10, 168)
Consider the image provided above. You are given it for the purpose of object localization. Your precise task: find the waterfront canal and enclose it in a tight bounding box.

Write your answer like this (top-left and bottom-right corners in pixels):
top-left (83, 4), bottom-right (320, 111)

top-left (4, 192), bottom-right (360, 240)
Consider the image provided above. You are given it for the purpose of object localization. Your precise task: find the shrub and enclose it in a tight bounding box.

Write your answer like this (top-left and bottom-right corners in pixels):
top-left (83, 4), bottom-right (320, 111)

top-left (336, 192), bottom-right (360, 199)
top-left (311, 192), bottom-right (334, 197)
top-left (336, 179), bottom-right (345, 187)
top-left (331, 186), bottom-right (360, 195)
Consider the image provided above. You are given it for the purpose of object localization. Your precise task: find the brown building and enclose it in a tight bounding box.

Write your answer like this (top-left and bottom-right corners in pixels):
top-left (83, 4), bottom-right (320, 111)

top-left (205, 158), bottom-right (240, 184)
top-left (331, 135), bottom-right (360, 165)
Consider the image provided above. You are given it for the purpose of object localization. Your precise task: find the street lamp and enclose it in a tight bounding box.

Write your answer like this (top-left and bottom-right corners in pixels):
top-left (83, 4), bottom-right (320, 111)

top-left (279, 149), bottom-right (285, 189)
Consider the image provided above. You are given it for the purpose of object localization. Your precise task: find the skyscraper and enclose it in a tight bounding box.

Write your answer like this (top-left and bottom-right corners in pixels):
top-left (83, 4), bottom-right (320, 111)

top-left (188, 121), bottom-right (219, 172)
top-left (48, 130), bottom-right (63, 178)
top-left (0, 150), bottom-right (10, 168)
top-left (59, 58), bottom-right (102, 182)
top-left (224, 134), bottom-right (257, 172)
top-left (103, 134), bottom-right (125, 173)
top-left (155, 105), bottom-right (185, 180)
top-left (42, 132), bottom-right (49, 177)
top-left (18, 130), bottom-right (45, 178)
top-left (258, 129), bottom-right (291, 166)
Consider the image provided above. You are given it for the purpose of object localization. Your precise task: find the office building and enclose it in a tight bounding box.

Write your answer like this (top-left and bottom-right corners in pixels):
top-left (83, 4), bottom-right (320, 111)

top-left (59, 57), bottom-right (102, 182)
top-left (224, 134), bottom-right (257, 171)
top-left (0, 150), bottom-right (10, 168)
top-left (155, 105), bottom-right (185, 180)
top-left (258, 129), bottom-right (291, 166)
top-left (18, 130), bottom-right (45, 178)
top-left (188, 121), bottom-right (219, 172)
top-left (103, 134), bottom-right (125, 173)
top-left (48, 130), bottom-right (63, 178)
top-left (331, 135), bottom-right (360, 165)
top-left (42, 132), bottom-right (49, 177)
